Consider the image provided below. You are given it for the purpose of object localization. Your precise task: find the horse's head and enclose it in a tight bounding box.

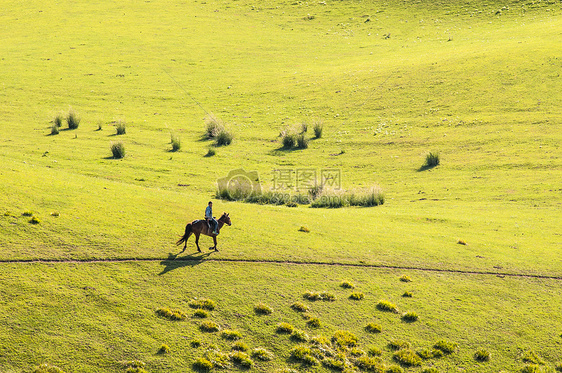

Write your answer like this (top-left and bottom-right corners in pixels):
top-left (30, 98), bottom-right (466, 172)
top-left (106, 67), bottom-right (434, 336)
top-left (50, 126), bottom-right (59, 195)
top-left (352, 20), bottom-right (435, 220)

top-left (220, 212), bottom-right (232, 226)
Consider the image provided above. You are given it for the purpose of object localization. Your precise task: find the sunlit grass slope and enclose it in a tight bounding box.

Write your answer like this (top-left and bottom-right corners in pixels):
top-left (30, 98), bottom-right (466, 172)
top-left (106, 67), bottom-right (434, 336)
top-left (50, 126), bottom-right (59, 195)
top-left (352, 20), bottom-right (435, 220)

top-left (0, 0), bottom-right (561, 371)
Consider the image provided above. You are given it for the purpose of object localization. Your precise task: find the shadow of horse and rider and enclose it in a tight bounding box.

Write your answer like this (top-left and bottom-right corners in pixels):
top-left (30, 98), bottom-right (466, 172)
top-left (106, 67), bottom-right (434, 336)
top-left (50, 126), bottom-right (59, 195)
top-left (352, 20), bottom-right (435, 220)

top-left (159, 212), bottom-right (231, 275)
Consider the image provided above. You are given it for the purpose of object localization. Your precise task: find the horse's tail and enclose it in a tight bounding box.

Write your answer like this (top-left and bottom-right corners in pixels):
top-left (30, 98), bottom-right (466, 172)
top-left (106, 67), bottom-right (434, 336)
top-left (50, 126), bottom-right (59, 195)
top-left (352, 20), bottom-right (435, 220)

top-left (176, 223), bottom-right (192, 246)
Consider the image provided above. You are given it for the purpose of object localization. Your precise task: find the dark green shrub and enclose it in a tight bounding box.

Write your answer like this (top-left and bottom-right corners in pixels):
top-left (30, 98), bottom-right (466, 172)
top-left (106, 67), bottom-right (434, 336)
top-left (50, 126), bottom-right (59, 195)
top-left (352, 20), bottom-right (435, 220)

top-left (296, 134), bottom-right (308, 149)
top-left (423, 152), bottom-right (440, 168)
top-left (54, 114), bottom-right (63, 128)
top-left (474, 348), bottom-right (491, 362)
top-left (215, 128), bottom-right (233, 146)
top-left (67, 109), bottom-right (80, 129)
top-left (171, 134), bottom-right (181, 151)
top-left (282, 133), bottom-right (296, 149)
top-left (365, 323), bottom-right (382, 333)
top-left (111, 142), bottom-right (125, 159)
top-left (50, 124), bottom-right (59, 135)
top-left (116, 121), bottom-right (126, 135)
top-left (313, 120), bottom-right (323, 138)
top-left (393, 349), bottom-right (422, 367)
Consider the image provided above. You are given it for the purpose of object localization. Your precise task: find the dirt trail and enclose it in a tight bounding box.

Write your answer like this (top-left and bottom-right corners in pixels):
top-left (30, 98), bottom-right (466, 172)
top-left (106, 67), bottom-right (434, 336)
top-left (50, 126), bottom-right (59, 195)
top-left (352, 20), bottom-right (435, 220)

top-left (1, 255), bottom-right (560, 280)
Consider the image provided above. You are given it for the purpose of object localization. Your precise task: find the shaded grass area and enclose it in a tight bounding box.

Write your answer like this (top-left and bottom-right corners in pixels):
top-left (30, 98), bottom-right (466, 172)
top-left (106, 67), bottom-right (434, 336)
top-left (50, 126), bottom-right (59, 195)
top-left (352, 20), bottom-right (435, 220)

top-left (0, 261), bottom-right (560, 372)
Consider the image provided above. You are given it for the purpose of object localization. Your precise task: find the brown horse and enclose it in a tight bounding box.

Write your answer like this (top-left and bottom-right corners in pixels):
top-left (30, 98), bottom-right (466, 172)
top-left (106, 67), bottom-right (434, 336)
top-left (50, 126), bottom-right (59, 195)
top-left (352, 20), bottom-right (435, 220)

top-left (176, 212), bottom-right (231, 252)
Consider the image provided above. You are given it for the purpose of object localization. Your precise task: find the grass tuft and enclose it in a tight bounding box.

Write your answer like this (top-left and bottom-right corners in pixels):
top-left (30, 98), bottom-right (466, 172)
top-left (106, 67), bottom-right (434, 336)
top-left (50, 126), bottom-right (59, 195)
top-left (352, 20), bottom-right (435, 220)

top-left (523, 350), bottom-right (545, 365)
top-left (53, 114), bottom-right (63, 128)
top-left (387, 365), bottom-right (405, 373)
top-left (376, 300), bottom-right (399, 313)
top-left (50, 124), bottom-right (59, 135)
top-left (200, 320), bottom-right (220, 332)
top-left (402, 291), bottom-right (413, 298)
top-left (29, 216), bottom-right (40, 224)
top-left (193, 357), bottom-right (213, 372)
top-left (304, 291), bottom-right (335, 301)
top-left (368, 345), bottom-right (383, 356)
top-left (393, 349), bottom-right (422, 367)
top-left (365, 323), bottom-right (382, 333)
top-left (254, 302), bottom-right (273, 315)
top-left (521, 365), bottom-right (543, 373)
top-left (388, 339), bottom-right (411, 351)
top-left (232, 341), bottom-right (249, 351)
top-left (422, 152), bottom-right (440, 169)
top-left (193, 309), bottom-right (209, 318)
top-left (555, 362), bottom-right (562, 372)
top-left (111, 142), bottom-right (125, 159)
top-left (422, 368), bottom-right (439, 373)
top-left (66, 109), bottom-right (80, 129)
top-left (290, 302), bottom-right (308, 312)
top-left (401, 311), bottom-right (419, 322)
top-left (296, 134), bottom-right (308, 149)
top-left (158, 344), bottom-right (170, 354)
top-left (313, 120), bottom-right (323, 138)
top-left (349, 292), bottom-right (364, 300)
top-left (290, 329), bottom-right (309, 342)
top-left (171, 133), bottom-right (181, 151)
top-left (204, 114), bottom-right (223, 138)
top-left (189, 298), bottom-right (216, 311)
top-left (340, 280), bottom-right (355, 289)
top-left (399, 275), bottom-right (412, 282)
top-left (433, 340), bottom-right (458, 354)
top-left (298, 226), bottom-right (310, 233)
top-left (474, 348), bottom-right (491, 362)
top-left (282, 133), bottom-right (296, 149)
top-left (205, 148), bottom-right (216, 157)
top-left (305, 316), bottom-right (321, 328)
top-left (290, 345), bottom-right (311, 360)
top-left (221, 329), bottom-right (242, 340)
top-left (215, 128), bottom-right (233, 146)
top-left (230, 351), bottom-right (253, 368)
top-left (204, 349), bottom-right (230, 369)
top-left (332, 330), bottom-right (358, 348)
top-left (276, 322), bottom-right (294, 334)
top-left (155, 307), bottom-right (186, 321)
top-left (190, 339), bottom-right (202, 348)
top-left (251, 347), bottom-right (274, 361)
top-left (353, 355), bottom-right (385, 371)
top-left (116, 121), bottom-right (126, 135)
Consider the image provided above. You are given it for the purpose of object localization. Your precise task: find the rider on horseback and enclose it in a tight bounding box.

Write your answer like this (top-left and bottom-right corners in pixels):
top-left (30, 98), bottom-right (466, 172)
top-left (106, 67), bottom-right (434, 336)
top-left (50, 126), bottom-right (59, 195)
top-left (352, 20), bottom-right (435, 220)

top-left (205, 201), bottom-right (219, 235)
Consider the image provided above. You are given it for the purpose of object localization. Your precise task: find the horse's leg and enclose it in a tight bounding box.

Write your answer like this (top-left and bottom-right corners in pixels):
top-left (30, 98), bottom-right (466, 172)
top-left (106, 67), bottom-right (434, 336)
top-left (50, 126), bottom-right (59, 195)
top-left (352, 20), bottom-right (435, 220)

top-left (195, 233), bottom-right (202, 253)
top-left (212, 235), bottom-right (218, 252)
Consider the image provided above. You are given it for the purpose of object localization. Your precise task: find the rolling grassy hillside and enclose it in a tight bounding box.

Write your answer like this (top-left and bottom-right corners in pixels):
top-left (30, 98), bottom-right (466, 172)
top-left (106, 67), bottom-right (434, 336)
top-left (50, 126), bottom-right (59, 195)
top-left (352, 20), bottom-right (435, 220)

top-left (0, 0), bottom-right (561, 372)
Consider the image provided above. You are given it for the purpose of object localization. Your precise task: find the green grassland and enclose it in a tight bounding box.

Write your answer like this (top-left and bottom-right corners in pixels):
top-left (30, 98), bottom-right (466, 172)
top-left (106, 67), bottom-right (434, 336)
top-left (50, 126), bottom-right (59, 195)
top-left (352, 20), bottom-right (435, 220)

top-left (0, 0), bottom-right (561, 372)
